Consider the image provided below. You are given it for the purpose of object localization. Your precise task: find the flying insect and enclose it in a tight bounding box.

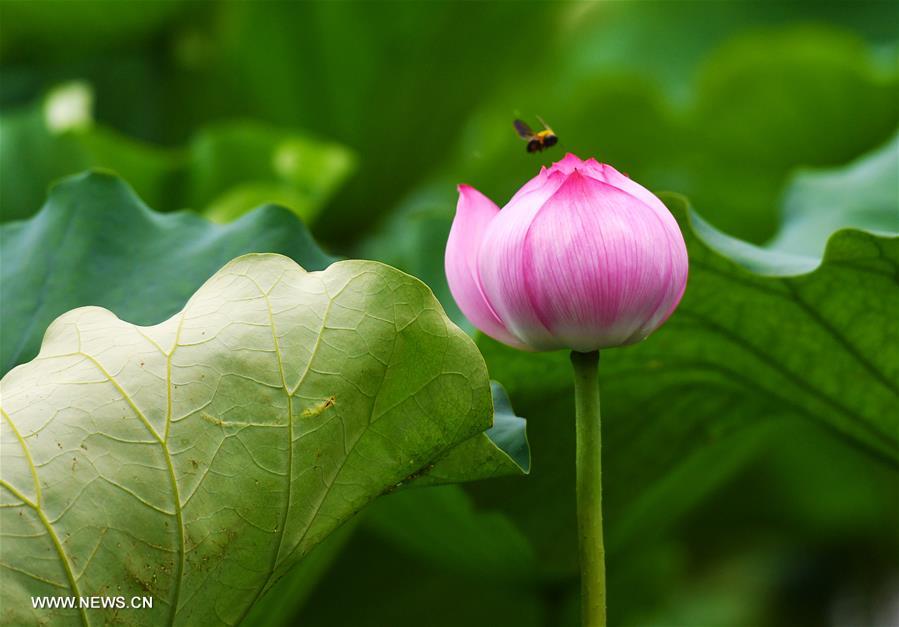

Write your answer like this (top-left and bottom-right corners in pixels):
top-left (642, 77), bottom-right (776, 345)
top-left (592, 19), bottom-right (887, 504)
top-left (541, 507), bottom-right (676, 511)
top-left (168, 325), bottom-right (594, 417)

top-left (514, 116), bottom-right (558, 153)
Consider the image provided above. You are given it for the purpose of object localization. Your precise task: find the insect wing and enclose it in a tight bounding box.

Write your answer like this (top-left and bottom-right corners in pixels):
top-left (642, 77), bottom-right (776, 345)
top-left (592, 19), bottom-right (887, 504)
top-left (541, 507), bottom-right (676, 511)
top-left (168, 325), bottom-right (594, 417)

top-left (514, 118), bottom-right (535, 139)
top-left (536, 115), bottom-right (553, 132)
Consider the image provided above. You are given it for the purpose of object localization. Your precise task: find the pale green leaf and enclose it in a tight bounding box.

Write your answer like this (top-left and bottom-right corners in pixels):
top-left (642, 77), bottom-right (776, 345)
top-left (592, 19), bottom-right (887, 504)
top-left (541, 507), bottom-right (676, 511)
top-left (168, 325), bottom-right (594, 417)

top-left (0, 252), bottom-right (525, 626)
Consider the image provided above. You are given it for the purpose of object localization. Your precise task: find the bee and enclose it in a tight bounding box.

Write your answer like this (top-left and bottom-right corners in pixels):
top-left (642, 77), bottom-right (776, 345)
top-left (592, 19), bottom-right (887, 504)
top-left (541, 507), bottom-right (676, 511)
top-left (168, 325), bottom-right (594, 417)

top-left (514, 116), bottom-right (558, 153)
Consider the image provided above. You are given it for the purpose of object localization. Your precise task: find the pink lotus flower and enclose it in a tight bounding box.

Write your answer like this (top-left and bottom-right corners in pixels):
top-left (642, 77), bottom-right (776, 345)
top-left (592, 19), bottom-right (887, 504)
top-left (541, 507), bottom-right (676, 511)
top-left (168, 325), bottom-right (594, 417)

top-left (445, 153), bottom-right (688, 352)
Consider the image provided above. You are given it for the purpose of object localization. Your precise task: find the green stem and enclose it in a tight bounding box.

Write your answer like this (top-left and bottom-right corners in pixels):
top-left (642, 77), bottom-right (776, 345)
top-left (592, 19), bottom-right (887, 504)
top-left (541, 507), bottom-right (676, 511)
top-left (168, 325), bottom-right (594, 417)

top-left (571, 350), bottom-right (606, 627)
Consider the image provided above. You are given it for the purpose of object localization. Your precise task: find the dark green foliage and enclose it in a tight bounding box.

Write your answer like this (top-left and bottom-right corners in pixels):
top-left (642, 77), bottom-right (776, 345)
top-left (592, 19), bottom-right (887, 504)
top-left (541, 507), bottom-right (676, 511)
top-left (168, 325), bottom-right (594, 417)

top-left (0, 172), bottom-right (336, 374)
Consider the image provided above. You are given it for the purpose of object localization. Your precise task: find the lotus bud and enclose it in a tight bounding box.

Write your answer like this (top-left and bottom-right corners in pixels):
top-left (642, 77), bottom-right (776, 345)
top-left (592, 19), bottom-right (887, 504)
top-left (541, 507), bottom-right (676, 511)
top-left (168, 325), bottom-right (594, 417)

top-left (445, 153), bottom-right (688, 352)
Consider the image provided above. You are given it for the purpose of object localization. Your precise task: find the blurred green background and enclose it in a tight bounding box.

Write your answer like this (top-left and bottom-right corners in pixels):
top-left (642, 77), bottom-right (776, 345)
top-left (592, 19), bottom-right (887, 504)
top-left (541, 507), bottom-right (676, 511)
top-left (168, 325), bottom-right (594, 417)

top-left (1, 1), bottom-right (897, 626)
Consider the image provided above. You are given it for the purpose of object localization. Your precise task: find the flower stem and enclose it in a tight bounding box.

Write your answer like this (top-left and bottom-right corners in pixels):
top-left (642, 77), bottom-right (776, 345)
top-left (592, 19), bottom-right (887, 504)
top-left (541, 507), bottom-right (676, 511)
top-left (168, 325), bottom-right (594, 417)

top-left (570, 349), bottom-right (606, 627)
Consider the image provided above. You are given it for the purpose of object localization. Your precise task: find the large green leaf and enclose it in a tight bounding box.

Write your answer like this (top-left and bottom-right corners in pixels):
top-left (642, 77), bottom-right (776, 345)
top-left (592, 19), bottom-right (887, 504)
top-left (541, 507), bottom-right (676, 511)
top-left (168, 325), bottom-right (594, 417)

top-left (659, 194), bottom-right (897, 462)
top-left (0, 248), bottom-right (529, 625)
top-left (0, 171), bottom-right (337, 376)
top-left (238, 383), bottom-right (532, 623)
